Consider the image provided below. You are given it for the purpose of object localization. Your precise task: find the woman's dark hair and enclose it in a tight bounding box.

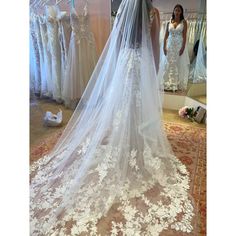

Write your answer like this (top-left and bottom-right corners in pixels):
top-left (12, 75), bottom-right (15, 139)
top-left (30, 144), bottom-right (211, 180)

top-left (171, 4), bottom-right (185, 22)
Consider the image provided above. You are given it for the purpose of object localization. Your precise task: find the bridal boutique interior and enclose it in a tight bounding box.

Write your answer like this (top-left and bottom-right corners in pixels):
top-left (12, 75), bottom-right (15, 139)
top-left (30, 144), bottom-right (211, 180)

top-left (30, 0), bottom-right (206, 235)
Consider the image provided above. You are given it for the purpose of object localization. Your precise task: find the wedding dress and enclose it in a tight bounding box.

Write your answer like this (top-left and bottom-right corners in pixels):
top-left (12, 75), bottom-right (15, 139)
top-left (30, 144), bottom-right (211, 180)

top-left (30, 1), bottom-right (195, 235)
top-left (56, 8), bottom-right (72, 92)
top-left (38, 15), bottom-right (53, 97)
top-left (34, 15), bottom-right (49, 97)
top-left (30, 15), bottom-right (41, 95)
top-left (62, 3), bottom-right (97, 109)
top-left (46, 5), bottom-right (62, 102)
top-left (158, 19), bottom-right (190, 92)
top-left (187, 20), bottom-right (197, 61)
top-left (189, 33), bottom-right (207, 83)
top-left (30, 20), bottom-right (37, 97)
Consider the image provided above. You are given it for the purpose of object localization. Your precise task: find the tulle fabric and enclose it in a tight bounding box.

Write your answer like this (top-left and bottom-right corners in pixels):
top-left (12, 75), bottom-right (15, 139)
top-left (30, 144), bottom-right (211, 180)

top-left (56, 9), bottom-right (72, 93)
top-left (46, 5), bottom-right (62, 102)
top-left (38, 15), bottom-right (53, 97)
top-left (30, 22), bottom-right (37, 97)
top-left (30, 1), bottom-right (195, 235)
top-left (30, 16), bottom-right (41, 95)
top-left (189, 25), bottom-right (207, 83)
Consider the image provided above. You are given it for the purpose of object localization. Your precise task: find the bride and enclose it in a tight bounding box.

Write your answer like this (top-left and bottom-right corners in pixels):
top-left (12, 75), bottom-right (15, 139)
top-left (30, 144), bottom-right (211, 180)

top-left (30, 0), bottom-right (195, 235)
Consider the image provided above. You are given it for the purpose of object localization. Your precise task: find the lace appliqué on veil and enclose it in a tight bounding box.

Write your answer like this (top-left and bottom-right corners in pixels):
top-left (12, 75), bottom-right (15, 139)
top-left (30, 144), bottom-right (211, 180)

top-left (30, 138), bottom-right (194, 235)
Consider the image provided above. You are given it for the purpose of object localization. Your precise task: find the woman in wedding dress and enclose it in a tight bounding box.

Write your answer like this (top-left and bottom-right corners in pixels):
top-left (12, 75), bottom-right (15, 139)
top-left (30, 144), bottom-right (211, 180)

top-left (158, 4), bottom-right (190, 92)
top-left (30, 1), bottom-right (195, 235)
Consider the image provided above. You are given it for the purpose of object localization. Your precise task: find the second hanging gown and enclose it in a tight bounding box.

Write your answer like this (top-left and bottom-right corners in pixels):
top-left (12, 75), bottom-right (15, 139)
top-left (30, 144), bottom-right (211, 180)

top-left (62, 6), bottom-right (98, 109)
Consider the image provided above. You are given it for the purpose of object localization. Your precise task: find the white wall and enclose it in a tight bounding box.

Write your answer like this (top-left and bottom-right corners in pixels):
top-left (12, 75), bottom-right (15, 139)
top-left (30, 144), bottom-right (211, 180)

top-left (112, 0), bottom-right (202, 14)
top-left (153, 0), bottom-right (201, 13)
top-left (163, 93), bottom-right (206, 110)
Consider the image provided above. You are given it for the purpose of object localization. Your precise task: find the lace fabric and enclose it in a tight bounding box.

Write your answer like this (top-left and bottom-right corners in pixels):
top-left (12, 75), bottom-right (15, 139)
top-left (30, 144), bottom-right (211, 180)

top-left (158, 20), bottom-right (190, 92)
top-left (30, 1), bottom-right (195, 235)
top-left (30, 16), bottom-right (42, 95)
top-left (45, 5), bottom-right (62, 101)
top-left (62, 4), bottom-right (98, 109)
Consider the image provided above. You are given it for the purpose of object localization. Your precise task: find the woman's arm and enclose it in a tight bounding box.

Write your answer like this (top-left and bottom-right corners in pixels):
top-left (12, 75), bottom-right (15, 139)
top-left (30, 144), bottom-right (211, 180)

top-left (151, 8), bottom-right (160, 44)
top-left (163, 22), bottom-right (169, 56)
top-left (179, 20), bottom-right (187, 56)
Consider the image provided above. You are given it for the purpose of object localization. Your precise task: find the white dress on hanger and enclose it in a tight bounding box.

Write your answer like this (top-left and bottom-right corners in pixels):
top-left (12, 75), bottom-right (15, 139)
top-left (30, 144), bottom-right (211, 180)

top-left (46, 5), bottom-right (62, 102)
top-left (158, 20), bottom-right (190, 91)
top-left (159, 20), bottom-right (166, 44)
top-left (30, 16), bottom-right (41, 95)
top-left (57, 9), bottom-right (72, 92)
top-left (187, 19), bottom-right (196, 61)
top-left (30, 28), bottom-right (36, 97)
top-left (34, 16), bottom-right (48, 97)
top-left (189, 34), bottom-right (207, 83)
top-left (38, 15), bottom-right (53, 97)
top-left (62, 6), bottom-right (97, 109)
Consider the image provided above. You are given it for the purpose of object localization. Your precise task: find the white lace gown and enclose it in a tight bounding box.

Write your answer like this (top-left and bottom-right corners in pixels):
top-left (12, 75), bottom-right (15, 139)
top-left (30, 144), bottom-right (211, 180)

top-left (34, 16), bottom-right (49, 97)
top-left (46, 5), bottom-right (62, 102)
top-left (62, 7), bottom-right (97, 109)
top-left (31, 47), bottom-right (195, 236)
top-left (189, 36), bottom-right (207, 83)
top-left (158, 20), bottom-right (190, 91)
top-left (57, 10), bottom-right (72, 92)
top-left (30, 16), bottom-right (41, 95)
top-left (30, 2), bottom-right (195, 235)
top-left (187, 20), bottom-right (198, 61)
top-left (38, 15), bottom-right (53, 97)
top-left (30, 20), bottom-right (37, 96)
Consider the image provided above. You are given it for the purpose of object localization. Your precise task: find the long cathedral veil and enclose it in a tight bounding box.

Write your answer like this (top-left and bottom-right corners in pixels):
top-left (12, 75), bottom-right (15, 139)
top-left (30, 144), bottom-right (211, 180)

top-left (30, 0), bottom-right (196, 235)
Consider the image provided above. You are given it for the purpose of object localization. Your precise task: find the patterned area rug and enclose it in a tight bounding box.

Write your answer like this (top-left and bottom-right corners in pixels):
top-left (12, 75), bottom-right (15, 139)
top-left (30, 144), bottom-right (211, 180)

top-left (30, 121), bottom-right (206, 236)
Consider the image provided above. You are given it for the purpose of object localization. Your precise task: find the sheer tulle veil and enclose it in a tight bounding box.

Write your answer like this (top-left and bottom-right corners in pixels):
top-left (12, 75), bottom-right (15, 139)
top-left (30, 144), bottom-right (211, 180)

top-left (30, 0), bottom-right (196, 235)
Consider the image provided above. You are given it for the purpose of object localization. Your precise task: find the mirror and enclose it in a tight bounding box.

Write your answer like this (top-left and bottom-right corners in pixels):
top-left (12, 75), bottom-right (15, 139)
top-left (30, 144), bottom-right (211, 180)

top-left (111, 0), bottom-right (207, 105)
top-left (187, 21), bottom-right (207, 105)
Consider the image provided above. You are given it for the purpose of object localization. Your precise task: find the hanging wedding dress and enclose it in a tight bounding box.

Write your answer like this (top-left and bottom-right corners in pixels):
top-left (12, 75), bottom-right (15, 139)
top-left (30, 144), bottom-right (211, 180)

top-left (56, 8), bottom-right (72, 92)
top-left (189, 30), bottom-right (207, 83)
top-left (46, 5), bottom-right (62, 102)
top-left (158, 19), bottom-right (190, 92)
top-left (187, 19), bottom-right (197, 61)
top-left (30, 15), bottom-right (41, 95)
top-left (38, 15), bottom-right (53, 97)
top-left (30, 19), bottom-right (37, 97)
top-left (34, 15), bottom-right (49, 97)
top-left (30, 1), bottom-right (195, 235)
top-left (62, 2), bottom-right (97, 109)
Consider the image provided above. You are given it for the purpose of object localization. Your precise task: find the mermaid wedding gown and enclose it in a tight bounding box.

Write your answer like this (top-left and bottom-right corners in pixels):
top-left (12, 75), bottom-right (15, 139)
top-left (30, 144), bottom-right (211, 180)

top-left (158, 20), bottom-right (190, 92)
top-left (30, 1), bottom-right (195, 235)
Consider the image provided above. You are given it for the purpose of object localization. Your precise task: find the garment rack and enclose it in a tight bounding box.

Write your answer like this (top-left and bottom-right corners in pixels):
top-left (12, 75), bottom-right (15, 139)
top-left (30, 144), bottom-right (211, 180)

top-left (159, 10), bottom-right (206, 15)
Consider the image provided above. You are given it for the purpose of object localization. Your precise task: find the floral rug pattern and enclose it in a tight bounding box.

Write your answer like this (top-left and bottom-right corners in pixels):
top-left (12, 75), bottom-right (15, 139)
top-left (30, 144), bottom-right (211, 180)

top-left (30, 121), bottom-right (206, 236)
